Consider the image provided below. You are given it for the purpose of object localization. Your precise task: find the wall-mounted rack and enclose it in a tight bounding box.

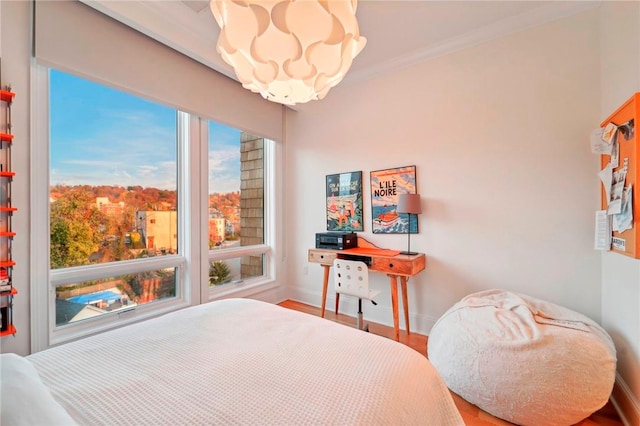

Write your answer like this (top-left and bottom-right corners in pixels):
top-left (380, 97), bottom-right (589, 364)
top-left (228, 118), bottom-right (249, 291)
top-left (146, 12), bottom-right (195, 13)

top-left (0, 86), bottom-right (17, 337)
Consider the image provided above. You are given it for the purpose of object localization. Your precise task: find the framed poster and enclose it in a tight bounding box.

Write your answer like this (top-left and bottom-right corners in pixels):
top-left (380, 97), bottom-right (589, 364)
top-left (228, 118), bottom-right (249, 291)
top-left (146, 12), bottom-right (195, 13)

top-left (326, 171), bottom-right (364, 232)
top-left (370, 165), bottom-right (417, 234)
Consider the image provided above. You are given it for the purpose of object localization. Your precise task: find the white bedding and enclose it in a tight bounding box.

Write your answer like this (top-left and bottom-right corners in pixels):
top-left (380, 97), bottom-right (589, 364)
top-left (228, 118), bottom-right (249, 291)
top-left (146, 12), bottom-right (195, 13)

top-left (25, 298), bottom-right (463, 425)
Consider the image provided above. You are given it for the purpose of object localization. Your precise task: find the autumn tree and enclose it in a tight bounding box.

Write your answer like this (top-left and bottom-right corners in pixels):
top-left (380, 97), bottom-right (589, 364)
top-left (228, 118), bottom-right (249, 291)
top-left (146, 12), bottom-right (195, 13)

top-left (50, 189), bottom-right (105, 269)
top-left (49, 184), bottom-right (185, 266)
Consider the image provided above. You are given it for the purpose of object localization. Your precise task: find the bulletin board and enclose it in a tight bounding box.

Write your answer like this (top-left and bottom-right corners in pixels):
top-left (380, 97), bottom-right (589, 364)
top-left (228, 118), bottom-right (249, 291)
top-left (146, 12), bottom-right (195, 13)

top-left (599, 93), bottom-right (639, 258)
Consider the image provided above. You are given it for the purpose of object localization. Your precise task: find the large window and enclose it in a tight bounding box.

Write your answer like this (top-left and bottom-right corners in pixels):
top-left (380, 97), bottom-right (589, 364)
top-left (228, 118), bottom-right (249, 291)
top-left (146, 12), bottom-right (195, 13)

top-left (49, 70), bottom-right (182, 328)
top-left (32, 65), bottom-right (279, 349)
top-left (31, 1), bottom-right (282, 351)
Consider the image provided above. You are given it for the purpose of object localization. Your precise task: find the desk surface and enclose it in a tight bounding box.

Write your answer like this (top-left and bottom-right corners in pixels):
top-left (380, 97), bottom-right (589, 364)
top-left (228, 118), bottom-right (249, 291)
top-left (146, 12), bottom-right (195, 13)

top-left (308, 247), bottom-right (426, 276)
top-left (340, 247), bottom-right (401, 257)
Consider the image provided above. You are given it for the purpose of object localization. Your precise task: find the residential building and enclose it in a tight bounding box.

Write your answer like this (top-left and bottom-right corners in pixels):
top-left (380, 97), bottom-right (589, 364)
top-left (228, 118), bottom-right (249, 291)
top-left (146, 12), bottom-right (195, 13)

top-left (96, 197), bottom-right (124, 217)
top-left (136, 210), bottom-right (177, 253)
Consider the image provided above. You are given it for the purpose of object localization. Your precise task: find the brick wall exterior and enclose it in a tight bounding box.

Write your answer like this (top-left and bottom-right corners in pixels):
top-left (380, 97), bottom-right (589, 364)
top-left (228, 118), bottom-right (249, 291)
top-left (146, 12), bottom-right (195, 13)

top-left (240, 133), bottom-right (264, 278)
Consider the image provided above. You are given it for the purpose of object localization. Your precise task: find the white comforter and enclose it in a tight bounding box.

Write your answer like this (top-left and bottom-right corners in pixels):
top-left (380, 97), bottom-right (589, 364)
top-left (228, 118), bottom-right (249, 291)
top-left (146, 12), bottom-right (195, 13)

top-left (27, 298), bottom-right (463, 425)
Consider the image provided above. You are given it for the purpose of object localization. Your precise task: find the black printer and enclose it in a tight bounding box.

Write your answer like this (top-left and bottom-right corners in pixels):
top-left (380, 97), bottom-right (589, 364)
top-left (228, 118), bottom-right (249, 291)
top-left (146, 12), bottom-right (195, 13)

top-left (315, 232), bottom-right (358, 250)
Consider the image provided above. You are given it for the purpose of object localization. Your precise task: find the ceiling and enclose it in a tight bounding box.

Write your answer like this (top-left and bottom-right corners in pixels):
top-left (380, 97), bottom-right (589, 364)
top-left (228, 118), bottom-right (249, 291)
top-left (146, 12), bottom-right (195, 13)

top-left (82, 0), bottom-right (599, 100)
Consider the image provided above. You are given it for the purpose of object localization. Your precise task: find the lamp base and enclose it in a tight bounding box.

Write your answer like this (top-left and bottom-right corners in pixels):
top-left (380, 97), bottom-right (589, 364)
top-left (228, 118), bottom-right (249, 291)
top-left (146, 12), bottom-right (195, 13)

top-left (399, 251), bottom-right (419, 255)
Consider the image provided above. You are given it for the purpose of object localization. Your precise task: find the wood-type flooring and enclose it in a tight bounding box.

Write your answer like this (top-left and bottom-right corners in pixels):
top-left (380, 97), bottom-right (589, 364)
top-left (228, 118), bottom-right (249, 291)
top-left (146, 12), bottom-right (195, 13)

top-left (278, 299), bottom-right (623, 426)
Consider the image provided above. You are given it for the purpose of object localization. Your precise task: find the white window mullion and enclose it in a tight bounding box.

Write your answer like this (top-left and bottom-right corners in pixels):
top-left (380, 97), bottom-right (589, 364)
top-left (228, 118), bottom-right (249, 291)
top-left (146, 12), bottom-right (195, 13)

top-left (209, 244), bottom-right (270, 261)
top-left (50, 255), bottom-right (185, 287)
top-left (177, 111), bottom-right (195, 304)
top-left (197, 116), bottom-right (209, 304)
top-left (263, 139), bottom-right (276, 279)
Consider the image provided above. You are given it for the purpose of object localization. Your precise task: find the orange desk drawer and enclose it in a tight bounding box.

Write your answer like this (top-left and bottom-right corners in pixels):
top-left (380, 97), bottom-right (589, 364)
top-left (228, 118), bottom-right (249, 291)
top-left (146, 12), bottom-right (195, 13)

top-left (370, 254), bottom-right (426, 275)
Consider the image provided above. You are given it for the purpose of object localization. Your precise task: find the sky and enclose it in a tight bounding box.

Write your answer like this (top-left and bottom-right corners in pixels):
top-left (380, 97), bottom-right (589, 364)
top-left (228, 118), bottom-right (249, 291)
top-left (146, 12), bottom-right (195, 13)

top-left (50, 69), bottom-right (241, 193)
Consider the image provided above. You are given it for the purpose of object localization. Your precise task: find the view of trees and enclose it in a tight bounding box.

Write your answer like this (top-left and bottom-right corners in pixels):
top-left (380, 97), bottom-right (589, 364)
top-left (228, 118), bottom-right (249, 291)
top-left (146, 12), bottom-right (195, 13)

top-left (51, 185), bottom-right (238, 305)
top-left (50, 184), bottom-right (177, 212)
top-left (50, 186), bottom-right (159, 268)
top-left (50, 188), bottom-right (106, 269)
top-left (210, 191), bottom-right (240, 220)
top-left (50, 185), bottom-right (240, 269)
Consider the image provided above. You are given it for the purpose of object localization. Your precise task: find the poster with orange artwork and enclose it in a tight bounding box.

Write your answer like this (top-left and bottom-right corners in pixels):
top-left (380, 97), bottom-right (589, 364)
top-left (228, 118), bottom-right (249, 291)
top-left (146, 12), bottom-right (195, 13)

top-left (370, 165), bottom-right (417, 234)
top-left (326, 171), bottom-right (363, 232)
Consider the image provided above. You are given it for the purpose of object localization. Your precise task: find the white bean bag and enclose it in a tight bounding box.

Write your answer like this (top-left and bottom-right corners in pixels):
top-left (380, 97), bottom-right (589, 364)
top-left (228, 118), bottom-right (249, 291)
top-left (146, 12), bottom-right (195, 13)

top-left (427, 289), bottom-right (616, 426)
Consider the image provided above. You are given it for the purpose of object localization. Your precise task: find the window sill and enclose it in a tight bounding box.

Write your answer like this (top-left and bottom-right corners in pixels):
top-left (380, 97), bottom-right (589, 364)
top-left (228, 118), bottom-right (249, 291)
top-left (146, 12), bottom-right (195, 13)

top-left (208, 277), bottom-right (279, 301)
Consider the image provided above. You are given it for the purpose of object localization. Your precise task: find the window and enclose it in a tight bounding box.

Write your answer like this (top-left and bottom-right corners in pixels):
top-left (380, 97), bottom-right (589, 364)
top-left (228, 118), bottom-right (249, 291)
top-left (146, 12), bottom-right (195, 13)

top-left (32, 65), bottom-right (280, 350)
top-left (55, 268), bottom-right (176, 325)
top-left (207, 121), bottom-right (270, 292)
top-left (49, 70), bottom-right (182, 327)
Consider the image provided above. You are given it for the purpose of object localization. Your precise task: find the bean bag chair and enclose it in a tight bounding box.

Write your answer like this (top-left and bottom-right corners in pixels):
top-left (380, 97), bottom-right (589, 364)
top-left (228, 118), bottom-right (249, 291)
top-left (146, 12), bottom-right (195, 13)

top-left (427, 289), bottom-right (616, 426)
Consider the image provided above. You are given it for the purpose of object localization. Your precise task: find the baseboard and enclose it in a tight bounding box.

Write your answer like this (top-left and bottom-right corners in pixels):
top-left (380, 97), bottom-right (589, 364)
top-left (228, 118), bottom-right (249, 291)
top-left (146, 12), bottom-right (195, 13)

top-left (611, 373), bottom-right (640, 426)
top-left (285, 287), bottom-right (439, 335)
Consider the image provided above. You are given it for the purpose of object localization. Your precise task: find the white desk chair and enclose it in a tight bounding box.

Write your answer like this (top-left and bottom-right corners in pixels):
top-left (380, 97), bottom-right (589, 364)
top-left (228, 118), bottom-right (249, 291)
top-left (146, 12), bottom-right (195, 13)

top-left (333, 259), bottom-right (380, 331)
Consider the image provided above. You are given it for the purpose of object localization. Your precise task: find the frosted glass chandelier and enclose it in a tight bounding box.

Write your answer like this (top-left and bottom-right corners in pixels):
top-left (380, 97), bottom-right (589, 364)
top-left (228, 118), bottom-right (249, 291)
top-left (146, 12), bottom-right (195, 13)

top-left (210, 0), bottom-right (367, 106)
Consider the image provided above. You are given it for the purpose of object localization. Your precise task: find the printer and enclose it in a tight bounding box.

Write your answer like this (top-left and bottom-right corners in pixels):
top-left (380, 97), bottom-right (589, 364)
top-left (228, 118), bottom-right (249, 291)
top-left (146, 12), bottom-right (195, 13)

top-left (315, 232), bottom-right (358, 250)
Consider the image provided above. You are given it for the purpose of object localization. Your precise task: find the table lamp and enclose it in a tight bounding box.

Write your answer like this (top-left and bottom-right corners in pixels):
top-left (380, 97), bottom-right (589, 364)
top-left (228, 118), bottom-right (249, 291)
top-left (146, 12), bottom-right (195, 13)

top-left (396, 193), bottom-right (422, 255)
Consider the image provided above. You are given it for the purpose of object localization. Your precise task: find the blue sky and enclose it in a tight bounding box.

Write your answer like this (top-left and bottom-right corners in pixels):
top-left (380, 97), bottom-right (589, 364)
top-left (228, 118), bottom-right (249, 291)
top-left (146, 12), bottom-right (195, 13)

top-left (50, 69), bottom-right (241, 193)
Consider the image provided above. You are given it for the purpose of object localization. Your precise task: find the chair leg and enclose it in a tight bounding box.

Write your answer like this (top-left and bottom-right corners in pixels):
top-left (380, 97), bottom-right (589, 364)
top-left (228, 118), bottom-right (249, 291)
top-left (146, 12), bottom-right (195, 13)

top-left (357, 298), bottom-right (363, 330)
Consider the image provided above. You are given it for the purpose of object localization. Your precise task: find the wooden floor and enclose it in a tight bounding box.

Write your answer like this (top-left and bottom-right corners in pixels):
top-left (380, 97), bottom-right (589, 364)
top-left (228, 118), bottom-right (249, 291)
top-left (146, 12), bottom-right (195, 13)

top-left (278, 300), bottom-right (623, 426)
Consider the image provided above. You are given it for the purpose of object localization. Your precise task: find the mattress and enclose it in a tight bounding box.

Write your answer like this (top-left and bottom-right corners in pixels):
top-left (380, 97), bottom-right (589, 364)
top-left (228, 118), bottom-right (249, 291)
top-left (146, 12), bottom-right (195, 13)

top-left (24, 298), bottom-right (463, 425)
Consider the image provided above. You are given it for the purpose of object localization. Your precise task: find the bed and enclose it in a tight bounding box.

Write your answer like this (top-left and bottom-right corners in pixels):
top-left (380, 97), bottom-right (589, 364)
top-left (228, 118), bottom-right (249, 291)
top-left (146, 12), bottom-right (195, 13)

top-left (2, 298), bottom-right (463, 425)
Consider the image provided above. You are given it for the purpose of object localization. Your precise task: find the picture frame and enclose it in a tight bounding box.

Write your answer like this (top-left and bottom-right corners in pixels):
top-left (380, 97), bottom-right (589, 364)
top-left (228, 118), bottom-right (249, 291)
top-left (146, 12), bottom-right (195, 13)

top-left (326, 171), bottom-right (364, 232)
top-left (370, 165), bottom-right (417, 234)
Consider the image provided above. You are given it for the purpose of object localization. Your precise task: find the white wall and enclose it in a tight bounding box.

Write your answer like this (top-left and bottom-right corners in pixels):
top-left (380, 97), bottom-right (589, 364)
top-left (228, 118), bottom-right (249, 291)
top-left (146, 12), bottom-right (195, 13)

top-left (286, 10), bottom-right (601, 334)
top-left (600, 2), bottom-right (640, 424)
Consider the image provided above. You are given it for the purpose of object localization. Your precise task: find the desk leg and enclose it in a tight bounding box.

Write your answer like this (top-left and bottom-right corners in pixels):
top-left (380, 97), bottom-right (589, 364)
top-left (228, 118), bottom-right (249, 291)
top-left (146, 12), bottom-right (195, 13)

top-left (389, 274), bottom-right (400, 342)
top-left (400, 276), bottom-right (410, 335)
top-left (321, 265), bottom-right (330, 318)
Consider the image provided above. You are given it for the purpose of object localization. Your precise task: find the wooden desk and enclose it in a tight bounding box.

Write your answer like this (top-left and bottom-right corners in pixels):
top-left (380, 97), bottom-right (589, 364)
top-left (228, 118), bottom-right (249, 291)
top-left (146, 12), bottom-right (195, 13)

top-left (308, 247), bottom-right (426, 341)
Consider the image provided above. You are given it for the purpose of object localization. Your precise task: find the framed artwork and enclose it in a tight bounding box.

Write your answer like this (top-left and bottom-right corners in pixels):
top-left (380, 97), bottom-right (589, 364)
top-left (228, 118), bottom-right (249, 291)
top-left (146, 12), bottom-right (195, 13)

top-left (326, 171), bottom-right (364, 232)
top-left (370, 165), bottom-right (417, 234)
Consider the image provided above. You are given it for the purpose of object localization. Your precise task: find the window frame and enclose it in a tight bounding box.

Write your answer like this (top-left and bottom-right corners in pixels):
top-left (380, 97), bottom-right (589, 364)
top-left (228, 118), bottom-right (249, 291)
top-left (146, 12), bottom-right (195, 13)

top-left (31, 63), bottom-right (281, 351)
top-left (197, 119), bottom-right (279, 301)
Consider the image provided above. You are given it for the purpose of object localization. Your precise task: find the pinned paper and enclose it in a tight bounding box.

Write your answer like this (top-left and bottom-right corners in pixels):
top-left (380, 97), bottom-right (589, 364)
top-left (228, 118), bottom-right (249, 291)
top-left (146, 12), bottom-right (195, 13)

top-left (613, 185), bottom-right (633, 233)
top-left (594, 210), bottom-right (611, 250)
top-left (611, 140), bottom-right (620, 168)
top-left (608, 162), bottom-right (628, 215)
top-left (590, 128), bottom-right (612, 155)
top-left (612, 237), bottom-right (626, 251)
top-left (602, 122), bottom-right (618, 144)
top-left (598, 162), bottom-right (613, 204)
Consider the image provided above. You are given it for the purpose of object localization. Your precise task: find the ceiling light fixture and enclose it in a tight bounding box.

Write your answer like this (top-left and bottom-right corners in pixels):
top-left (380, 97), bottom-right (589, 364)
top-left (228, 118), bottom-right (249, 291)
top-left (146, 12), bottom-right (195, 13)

top-left (210, 0), bottom-right (367, 106)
